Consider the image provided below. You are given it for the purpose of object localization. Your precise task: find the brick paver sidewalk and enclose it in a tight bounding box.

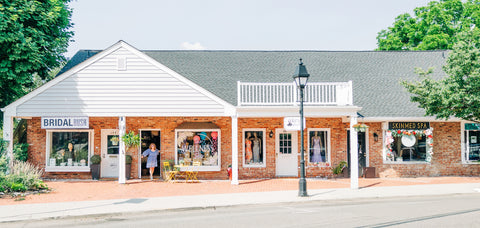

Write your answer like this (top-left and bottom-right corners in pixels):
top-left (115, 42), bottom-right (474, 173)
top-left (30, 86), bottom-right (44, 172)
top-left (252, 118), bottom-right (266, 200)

top-left (1, 176), bottom-right (479, 205)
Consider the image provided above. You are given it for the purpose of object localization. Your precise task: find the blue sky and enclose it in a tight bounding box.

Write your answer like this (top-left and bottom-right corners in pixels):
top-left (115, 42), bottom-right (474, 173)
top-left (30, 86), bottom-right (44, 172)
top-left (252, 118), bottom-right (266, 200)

top-left (66, 0), bottom-right (432, 58)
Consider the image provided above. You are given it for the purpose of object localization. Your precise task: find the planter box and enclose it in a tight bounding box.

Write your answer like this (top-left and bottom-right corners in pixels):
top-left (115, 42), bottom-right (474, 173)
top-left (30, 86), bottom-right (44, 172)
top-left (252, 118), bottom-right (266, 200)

top-left (91, 164), bottom-right (101, 180)
top-left (363, 167), bottom-right (376, 178)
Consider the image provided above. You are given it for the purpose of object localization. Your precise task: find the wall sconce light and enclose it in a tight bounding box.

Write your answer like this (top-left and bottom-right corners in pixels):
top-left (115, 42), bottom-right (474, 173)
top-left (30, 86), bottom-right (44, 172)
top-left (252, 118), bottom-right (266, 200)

top-left (269, 130), bottom-right (274, 138)
top-left (373, 133), bottom-right (378, 142)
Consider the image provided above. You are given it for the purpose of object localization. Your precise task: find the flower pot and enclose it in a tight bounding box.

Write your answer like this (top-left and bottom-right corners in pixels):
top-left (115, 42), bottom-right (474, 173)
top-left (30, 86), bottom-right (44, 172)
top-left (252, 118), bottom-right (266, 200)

top-left (125, 164), bottom-right (131, 180)
top-left (91, 164), bottom-right (101, 180)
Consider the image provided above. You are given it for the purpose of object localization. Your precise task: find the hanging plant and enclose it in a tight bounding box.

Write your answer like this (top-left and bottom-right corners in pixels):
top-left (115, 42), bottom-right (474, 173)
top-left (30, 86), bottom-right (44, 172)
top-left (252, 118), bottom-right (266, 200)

top-left (353, 123), bottom-right (369, 132)
top-left (121, 131), bottom-right (141, 149)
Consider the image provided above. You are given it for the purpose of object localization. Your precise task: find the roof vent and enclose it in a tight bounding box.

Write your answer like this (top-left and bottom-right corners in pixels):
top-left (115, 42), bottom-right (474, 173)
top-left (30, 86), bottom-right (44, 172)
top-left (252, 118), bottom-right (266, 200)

top-left (117, 57), bottom-right (127, 71)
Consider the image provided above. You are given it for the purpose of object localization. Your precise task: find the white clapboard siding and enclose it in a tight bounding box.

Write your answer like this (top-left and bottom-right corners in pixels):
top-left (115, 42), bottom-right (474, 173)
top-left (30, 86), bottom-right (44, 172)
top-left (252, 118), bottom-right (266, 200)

top-left (16, 47), bottom-right (228, 116)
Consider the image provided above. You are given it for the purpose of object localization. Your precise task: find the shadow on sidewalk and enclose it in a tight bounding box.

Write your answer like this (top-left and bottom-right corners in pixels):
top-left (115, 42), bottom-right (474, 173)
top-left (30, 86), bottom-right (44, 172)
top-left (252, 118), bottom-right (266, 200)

top-left (360, 182), bottom-right (381, 189)
top-left (240, 179), bottom-right (270, 185)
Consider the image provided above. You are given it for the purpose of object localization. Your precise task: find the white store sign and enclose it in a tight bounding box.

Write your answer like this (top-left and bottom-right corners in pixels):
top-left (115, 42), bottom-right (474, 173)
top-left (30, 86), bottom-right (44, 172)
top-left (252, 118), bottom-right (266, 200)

top-left (284, 117), bottom-right (306, 131)
top-left (41, 117), bottom-right (89, 129)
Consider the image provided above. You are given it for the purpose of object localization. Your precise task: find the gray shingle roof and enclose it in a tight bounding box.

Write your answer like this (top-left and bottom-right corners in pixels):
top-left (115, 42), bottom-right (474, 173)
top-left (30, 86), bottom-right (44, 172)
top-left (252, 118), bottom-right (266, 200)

top-left (61, 50), bottom-right (449, 118)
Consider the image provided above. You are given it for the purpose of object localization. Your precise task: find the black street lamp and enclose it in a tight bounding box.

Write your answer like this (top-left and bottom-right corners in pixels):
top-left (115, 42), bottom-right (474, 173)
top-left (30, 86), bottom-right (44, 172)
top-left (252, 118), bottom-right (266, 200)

top-left (293, 58), bottom-right (310, 197)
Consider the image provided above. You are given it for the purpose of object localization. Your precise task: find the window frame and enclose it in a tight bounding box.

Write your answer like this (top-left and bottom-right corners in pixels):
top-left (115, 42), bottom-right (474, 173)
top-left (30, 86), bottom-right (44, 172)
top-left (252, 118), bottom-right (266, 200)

top-left (307, 128), bottom-right (331, 166)
top-left (174, 129), bottom-right (221, 172)
top-left (242, 128), bottom-right (267, 168)
top-left (382, 122), bottom-right (432, 164)
top-left (462, 122), bottom-right (480, 164)
top-left (45, 129), bottom-right (94, 172)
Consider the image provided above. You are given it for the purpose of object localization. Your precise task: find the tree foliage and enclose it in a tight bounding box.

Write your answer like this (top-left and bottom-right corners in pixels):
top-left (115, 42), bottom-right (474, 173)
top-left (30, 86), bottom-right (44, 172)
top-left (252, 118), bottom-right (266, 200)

top-left (402, 29), bottom-right (480, 122)
top-left (0, 0), bottom-right (73, 110)
top-left (377, 0), bottom-right (480, 50)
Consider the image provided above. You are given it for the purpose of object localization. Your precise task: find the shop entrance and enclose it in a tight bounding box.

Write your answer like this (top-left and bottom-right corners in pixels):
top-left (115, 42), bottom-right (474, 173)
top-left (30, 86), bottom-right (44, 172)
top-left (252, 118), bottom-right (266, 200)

top-left (139, 130), bottom-right (161, 178)
top-left (275, 130), bottom-right (298, 177)
top-left (101, 129), bottom-right (119, 178)
top-left (347, 131), bottom-right (367, 177)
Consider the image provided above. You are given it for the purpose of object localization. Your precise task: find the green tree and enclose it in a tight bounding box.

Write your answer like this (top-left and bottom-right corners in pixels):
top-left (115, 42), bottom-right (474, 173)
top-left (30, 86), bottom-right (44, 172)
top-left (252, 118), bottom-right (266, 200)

top-left (377, 0), bottom-right (480, 50)
top-left (0, 0), bottom-right (73, 112)
top-left (402, 29), bottom-right (480, 122)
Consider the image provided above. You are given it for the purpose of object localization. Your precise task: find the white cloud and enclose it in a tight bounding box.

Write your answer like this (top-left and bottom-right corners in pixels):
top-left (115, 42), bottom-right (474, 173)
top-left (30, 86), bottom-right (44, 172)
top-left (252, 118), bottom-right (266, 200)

top-left (181, 42), bottom-right (206, 50)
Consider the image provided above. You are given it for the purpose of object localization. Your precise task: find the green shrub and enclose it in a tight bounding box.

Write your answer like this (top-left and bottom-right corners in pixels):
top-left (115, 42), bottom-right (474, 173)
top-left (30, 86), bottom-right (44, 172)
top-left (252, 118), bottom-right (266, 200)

top-left (10, 182), bottom-right (26, 192)
top-left (91, 155), bottom-right (101, 164)
top-left (3, 161), bottom-right (46, 193)
top-left (125, 155), bottom-right (132, 164)
top-left (332, 161), bottom-right (347, 175)
top-left (13, 143), bottom-right (29, 162)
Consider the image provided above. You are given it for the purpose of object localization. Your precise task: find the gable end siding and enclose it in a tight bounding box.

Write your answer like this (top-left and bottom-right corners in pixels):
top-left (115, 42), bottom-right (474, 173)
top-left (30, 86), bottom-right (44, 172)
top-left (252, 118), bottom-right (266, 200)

top-left (16, 47), bottom-right (227, 116)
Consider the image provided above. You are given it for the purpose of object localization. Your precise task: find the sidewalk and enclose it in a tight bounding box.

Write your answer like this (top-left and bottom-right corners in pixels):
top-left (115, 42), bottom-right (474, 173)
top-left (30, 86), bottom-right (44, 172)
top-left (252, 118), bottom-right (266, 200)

top-left (1, 177), bottom-right (480, 222)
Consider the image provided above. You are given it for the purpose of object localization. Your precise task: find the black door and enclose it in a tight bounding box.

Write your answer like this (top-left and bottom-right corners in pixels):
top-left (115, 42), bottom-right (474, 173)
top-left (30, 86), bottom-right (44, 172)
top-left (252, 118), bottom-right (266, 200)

top-left (140, 130), bottom-right (161, 177)
top-left (347, 131), bottom-right (367, 177)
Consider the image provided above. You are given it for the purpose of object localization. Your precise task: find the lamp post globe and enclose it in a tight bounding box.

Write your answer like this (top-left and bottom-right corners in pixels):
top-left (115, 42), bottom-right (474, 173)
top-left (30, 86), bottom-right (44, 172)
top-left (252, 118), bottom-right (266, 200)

top-left (293, 58), bottom-right (310, 197)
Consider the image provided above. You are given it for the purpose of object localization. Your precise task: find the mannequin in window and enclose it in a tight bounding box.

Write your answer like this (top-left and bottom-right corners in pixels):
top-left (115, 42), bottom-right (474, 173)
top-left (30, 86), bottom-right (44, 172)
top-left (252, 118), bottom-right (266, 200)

top-left (245, 132), bottom-right (253, 163)
top-left (193, 135), bottom-right (202, 159)
top-left (65, 142), bottom-right (75, 164)
top-left (311, 132), bottom-right (323, 162)
top-left (252, 132), bottom-right (261, 163)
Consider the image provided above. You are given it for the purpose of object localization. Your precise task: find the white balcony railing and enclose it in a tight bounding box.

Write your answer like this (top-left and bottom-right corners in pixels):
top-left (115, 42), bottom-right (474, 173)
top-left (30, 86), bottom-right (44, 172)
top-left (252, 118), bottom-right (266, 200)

top-left (237, 81), bottom-right (353, 106)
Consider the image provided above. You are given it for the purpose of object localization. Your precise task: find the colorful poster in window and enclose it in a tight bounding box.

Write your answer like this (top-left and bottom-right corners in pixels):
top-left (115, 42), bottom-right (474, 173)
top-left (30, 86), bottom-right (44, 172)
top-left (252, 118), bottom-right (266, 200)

top-left (176, 130), bottom-right (219, 166)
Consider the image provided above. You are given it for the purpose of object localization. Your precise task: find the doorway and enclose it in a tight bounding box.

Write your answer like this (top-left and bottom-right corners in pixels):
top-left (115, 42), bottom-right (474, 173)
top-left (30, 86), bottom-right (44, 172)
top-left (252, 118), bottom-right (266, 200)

top-left (139, 130), bottom-right (161, 178)
top-left (275, 130), bottom-right (298, 177)
top-left (101, 129), bottom-right (119, 178)
top-left (347, 131), bottom-right (367, 177)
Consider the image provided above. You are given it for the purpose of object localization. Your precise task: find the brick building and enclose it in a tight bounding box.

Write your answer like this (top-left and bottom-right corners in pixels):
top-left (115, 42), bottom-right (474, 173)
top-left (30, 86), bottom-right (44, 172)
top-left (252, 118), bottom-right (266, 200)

top-left (3, 41), bottom-right (480, 183)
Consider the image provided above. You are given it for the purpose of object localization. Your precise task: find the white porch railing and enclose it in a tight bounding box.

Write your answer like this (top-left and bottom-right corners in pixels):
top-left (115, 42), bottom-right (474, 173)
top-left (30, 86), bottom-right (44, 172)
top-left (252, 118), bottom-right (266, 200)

top-left (237, 81), bottom-right (353, 106)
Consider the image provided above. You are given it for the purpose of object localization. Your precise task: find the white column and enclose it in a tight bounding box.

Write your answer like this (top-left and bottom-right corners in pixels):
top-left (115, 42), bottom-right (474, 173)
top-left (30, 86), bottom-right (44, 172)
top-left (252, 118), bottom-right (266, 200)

top-left (2, 109), bottom-right (14, 172)
top-left (350, 116), bottom-right (359, 189)
top-left (118, 116), bottom-right (126, 184)
top-left (231, 115), bottom-right (239, 185)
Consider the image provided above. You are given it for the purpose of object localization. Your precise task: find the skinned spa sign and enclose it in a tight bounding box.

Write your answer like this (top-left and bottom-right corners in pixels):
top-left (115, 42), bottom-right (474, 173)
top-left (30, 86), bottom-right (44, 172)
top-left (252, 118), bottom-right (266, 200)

top-left (41, 117), bottom-right (89, 129)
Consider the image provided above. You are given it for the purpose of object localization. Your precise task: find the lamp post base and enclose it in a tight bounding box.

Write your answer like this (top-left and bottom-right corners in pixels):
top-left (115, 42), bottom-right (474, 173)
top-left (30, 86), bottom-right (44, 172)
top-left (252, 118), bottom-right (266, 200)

top-left (298, 178), bottom-right (308, 197)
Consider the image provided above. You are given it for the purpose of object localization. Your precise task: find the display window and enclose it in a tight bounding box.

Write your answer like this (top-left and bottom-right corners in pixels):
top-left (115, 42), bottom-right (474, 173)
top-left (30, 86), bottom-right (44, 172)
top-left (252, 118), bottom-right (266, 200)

top-left (384, 122), bottom-right (433, 163)
top-left (307, 129), bottom-right (330, 165)
top-left (45, 129), bottom-right (93, 172)
top-left (243, 129), bottom-right (266, 167)
top-left (175, 129), bottom-right (220, 171)
top-left (464, 123), bottom-right (480, 162)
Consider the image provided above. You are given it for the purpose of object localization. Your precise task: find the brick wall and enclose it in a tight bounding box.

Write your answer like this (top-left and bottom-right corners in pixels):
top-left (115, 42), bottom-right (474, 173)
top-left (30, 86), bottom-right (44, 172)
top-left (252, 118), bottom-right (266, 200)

top-left (27, 117), bottom-right (480, 180)
top-left (27, 116), bottom-right (232, 180)
top-left (370, 122), bottom-right (480, 177)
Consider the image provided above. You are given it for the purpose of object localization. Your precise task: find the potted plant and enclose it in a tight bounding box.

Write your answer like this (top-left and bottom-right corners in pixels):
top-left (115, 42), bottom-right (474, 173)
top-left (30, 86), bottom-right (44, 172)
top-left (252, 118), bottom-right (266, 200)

top-left (121, 131), bottom-right (140, 179)
top-left (331, 161), bottom-right (347, 179)
top-left (125, 155), bottom-right (132, 180)
top-left (90, 154), bottom-right (101, 180)
top-left (110, 136), bottom-right (119, 145)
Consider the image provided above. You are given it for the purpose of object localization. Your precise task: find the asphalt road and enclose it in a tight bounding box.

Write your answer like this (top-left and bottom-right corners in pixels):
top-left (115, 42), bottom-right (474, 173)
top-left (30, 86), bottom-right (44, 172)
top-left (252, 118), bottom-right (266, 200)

top-left (5, 194), bottom-right (480, 228)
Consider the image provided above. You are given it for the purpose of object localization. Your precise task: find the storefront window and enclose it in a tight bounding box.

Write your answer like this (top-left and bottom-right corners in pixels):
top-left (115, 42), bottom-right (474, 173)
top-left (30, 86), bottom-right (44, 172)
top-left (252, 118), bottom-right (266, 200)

top-left (308, 129), bottom-right (329, 164)
top-left (384, 122), bottom-right (433, 162)
top-left (464, 123), bottom-right (480, 162)
top-left (176, 130), bottom-right (220, 167)
top-left (46, 130), bottom-right (93, 171)
top-left (243, 129), bottom-right (265, 167)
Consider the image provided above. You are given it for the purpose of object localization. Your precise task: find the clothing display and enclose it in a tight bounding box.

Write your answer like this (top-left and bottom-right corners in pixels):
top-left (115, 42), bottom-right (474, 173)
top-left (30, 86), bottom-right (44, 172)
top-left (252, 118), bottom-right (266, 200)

top-left (253, 138), bottom-right (261, 163)
top-left (311, 136), bottom-right (323, 162)
top-left (245, 139), bottom-right (252, 162)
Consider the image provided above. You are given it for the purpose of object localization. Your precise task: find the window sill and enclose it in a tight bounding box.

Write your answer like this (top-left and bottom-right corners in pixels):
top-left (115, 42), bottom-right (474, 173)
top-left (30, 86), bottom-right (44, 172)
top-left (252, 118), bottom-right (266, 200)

top-left (45, 166), bottom-right (91, 172)
top-left (177, 166), bottom-right (221, 172)
top-left (243, 164), bottom-right (266, 168)
top-left (463, 161), bottom-right (480, 165)
top-left (383, 161), bottom-right (430, 165)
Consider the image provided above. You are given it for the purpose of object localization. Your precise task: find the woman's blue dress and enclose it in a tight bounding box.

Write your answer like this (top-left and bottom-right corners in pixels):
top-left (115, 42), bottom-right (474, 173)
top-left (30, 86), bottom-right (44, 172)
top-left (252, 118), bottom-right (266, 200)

top-left (142, 149), bottom-right (159, 168)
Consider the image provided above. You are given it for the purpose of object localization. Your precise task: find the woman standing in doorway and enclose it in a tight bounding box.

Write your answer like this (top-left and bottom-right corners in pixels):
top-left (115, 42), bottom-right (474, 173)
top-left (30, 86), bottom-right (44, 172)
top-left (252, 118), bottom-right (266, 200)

top-left (142, 143), bottom-right (159, 180)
